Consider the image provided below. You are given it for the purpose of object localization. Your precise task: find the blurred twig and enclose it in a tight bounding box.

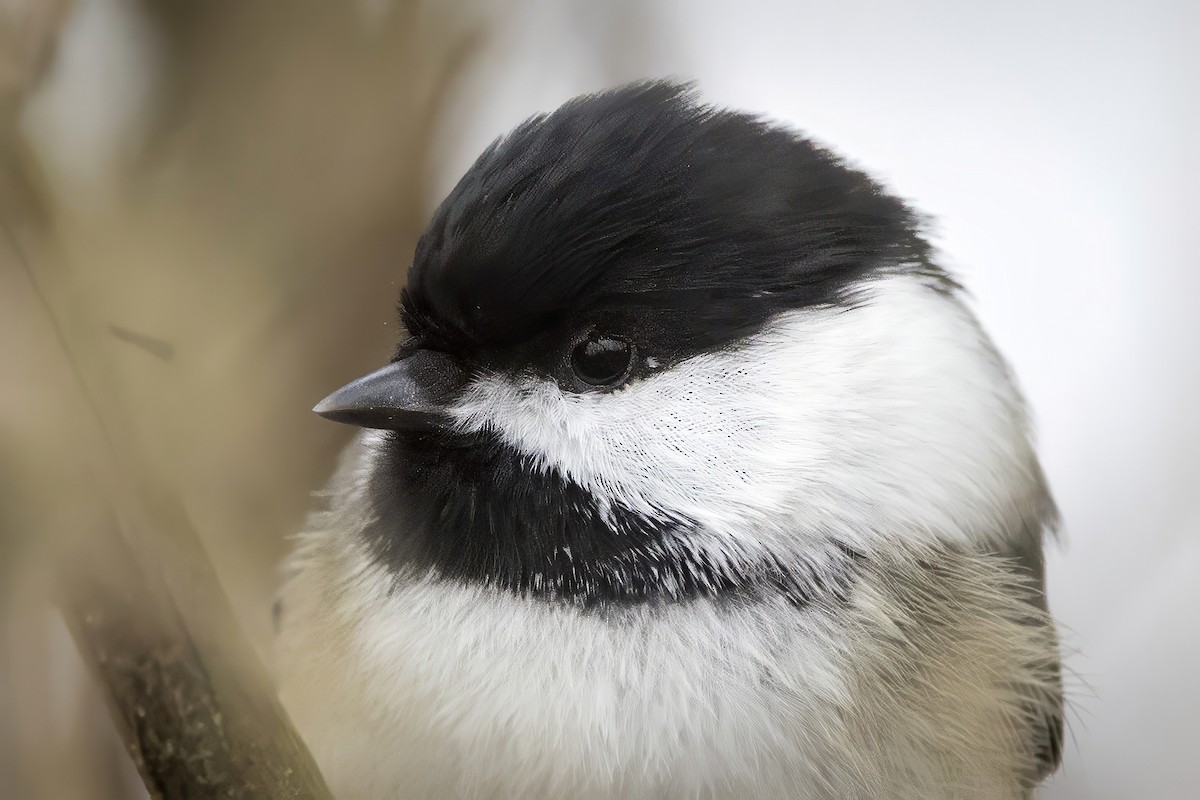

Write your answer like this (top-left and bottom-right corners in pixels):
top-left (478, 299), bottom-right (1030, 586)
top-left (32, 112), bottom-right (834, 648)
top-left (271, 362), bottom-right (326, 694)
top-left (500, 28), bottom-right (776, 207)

top-left (2, 203), bottom-right (335, 798)
top-left (2, 2), bottom-right (334, 793)
top-left (3, 1), bottom-right (481, 795)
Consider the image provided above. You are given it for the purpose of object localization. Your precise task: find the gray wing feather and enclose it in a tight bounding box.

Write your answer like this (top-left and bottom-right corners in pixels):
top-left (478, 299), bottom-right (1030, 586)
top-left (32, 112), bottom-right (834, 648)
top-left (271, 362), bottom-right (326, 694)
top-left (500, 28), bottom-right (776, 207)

top-left (1002, 528), bottom-right (1065, 784)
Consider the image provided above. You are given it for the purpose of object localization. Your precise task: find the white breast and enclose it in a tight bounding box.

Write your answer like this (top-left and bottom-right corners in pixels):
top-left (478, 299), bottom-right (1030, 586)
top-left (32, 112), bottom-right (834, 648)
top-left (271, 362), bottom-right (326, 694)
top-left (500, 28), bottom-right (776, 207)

top-left (281, 568), bottom-right (843, 798)
top-left (277, 438), bottom-right (1048, 799)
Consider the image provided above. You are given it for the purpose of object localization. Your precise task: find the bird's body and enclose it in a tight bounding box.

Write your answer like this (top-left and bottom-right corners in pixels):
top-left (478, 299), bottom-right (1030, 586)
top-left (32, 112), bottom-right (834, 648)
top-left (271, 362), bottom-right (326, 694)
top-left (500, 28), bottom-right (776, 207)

top-left (277, 83), bottom-right (1062, 799)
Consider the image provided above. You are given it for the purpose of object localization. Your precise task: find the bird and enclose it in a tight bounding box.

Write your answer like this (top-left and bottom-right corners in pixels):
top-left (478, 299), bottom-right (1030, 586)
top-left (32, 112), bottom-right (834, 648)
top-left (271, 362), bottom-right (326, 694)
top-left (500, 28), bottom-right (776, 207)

top-left (275, 81), bottom-right (1063, 800)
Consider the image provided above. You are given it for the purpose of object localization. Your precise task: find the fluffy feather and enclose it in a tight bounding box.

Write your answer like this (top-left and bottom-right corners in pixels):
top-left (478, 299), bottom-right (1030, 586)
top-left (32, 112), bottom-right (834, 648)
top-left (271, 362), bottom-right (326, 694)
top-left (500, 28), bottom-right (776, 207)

top-left (277, 82), bottom-right (1063, 799)
top-left (279, 435), bottom-right (1058, 798)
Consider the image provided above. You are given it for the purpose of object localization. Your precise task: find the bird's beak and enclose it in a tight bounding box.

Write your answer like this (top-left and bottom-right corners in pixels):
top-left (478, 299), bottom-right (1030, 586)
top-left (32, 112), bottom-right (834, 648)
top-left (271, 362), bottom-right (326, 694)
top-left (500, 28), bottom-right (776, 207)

top-left (312, 349), bottom-right (467, 430)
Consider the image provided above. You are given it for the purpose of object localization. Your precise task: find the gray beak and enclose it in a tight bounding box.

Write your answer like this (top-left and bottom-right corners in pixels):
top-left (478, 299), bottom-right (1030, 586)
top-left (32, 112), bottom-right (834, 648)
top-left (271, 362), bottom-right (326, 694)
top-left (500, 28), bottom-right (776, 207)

top-left (313, 349), bottom-right (467, 430)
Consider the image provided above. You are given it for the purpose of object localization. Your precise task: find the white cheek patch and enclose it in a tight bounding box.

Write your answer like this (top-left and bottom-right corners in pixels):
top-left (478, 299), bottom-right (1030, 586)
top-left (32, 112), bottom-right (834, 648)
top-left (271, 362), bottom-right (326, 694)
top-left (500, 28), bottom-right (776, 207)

top-left (449, 274), bottom-right (1042, 555)
top-left (451, 355), bottom-right (810, 537)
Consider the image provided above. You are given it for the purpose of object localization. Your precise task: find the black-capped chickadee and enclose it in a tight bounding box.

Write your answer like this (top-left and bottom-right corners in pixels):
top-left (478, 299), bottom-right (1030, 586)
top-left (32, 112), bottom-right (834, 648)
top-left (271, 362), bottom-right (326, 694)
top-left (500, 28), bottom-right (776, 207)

top-left (277, 82), bottom-right (1063, 800)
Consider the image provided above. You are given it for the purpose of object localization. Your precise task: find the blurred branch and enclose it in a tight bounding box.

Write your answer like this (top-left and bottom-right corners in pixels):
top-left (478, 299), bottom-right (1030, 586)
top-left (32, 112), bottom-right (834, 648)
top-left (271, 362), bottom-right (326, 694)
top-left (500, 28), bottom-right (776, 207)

top-left (3, 0), bottom-right (486, 795)
top-left (59, 504), bottom-right (334, 800)
top-left (2, 90), bottom-right (334, 800)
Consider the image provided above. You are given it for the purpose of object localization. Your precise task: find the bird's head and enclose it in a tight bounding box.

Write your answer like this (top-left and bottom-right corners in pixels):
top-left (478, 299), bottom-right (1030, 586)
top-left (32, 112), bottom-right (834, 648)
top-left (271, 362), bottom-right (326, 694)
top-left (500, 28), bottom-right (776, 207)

top-left (315, 82), bottom-right (1051, 606)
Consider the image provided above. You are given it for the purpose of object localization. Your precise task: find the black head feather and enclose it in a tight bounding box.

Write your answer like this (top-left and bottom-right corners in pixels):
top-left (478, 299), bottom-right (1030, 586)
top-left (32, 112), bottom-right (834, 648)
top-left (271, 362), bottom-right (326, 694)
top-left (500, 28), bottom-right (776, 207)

top-left (364, 81), bottom-right (933, 605)
top-left (402, 80), bottom-right (935, 361)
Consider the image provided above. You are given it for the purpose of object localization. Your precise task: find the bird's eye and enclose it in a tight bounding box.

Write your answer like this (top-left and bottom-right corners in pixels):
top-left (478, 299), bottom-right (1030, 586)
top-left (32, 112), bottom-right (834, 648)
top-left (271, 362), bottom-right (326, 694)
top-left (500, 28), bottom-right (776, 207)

top-left (570, 333), bottom-right (635, 388)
